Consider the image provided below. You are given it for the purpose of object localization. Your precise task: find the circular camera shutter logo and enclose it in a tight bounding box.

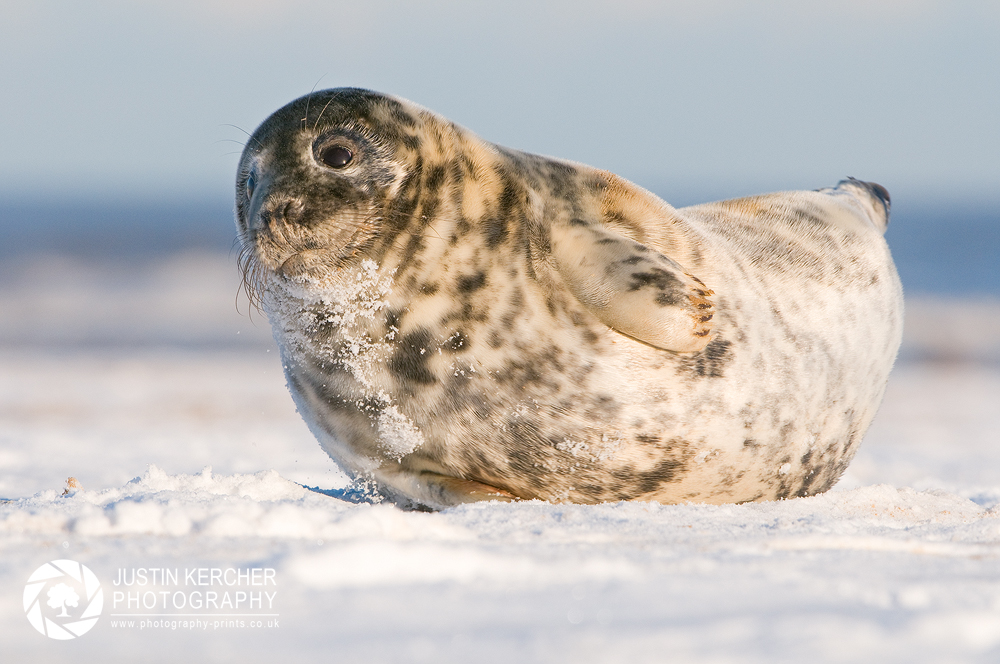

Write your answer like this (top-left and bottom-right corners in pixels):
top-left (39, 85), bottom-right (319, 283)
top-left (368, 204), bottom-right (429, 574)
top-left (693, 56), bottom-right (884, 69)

top-left (24, 560), bottom-right (104, 639)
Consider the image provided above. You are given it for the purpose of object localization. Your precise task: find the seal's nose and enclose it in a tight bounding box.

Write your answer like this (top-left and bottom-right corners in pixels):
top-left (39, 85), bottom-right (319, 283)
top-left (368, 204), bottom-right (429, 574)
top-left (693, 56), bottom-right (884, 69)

top-left (257, 197), bottom-right (305, 231)
top-left (242, 168), bottom-right (303, 234)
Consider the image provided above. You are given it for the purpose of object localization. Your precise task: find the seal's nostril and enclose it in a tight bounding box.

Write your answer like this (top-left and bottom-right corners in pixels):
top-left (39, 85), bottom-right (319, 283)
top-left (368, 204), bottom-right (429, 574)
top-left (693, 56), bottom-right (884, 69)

top-left (280, 199), bottom-right (305, 225)
top-left (258, 198), bottom-right (305, 229)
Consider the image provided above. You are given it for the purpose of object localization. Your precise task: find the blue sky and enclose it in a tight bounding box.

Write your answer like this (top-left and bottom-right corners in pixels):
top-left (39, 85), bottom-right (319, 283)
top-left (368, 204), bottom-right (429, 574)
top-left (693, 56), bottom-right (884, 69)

top-left (2, 0), bottom-right (998, 205)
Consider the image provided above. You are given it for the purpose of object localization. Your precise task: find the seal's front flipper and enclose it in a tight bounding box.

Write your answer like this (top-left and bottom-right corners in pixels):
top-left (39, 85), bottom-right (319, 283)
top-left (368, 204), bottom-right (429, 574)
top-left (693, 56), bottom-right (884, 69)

top-left (380, 470), bottom-right (518, 510)
top-left (550, 222), bottom-right (715, 353)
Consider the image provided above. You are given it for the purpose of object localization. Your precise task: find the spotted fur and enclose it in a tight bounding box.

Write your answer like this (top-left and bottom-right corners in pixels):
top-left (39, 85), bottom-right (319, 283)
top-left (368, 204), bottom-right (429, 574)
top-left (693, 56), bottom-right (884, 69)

top-left (235, 88), bottom-right (904, 509)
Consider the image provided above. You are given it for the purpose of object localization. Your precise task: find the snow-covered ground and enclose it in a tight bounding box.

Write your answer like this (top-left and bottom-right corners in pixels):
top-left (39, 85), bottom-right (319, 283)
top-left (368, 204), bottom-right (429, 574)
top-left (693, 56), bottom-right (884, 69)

top-left (2, 252), bottom-right (999, 663)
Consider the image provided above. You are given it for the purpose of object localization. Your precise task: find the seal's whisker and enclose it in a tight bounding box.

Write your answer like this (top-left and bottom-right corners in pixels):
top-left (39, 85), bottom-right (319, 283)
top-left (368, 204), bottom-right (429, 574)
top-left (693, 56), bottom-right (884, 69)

top-left (221, 124), bottom-right (263, 151)
top-left (303, 75), bottom-right (327, 129)
top-left (237, 243), bottom-right (269, 315)
top-left (312, 96), bottom-right (337, 132)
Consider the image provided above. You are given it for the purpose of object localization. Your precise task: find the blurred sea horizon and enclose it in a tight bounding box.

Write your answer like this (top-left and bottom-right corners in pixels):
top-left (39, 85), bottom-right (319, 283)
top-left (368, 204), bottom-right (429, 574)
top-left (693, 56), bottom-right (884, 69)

top-left (1, 191), bottom-right (997, 367)
top-left (1, 191), bottom-right (997, 296)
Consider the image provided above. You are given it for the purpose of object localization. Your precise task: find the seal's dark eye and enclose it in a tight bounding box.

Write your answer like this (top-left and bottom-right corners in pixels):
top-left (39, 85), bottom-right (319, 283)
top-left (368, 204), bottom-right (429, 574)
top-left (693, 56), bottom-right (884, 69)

top-left (319, 145), bottom-right (353, 169)
top-left (245, 172), bottom-right (256, 201)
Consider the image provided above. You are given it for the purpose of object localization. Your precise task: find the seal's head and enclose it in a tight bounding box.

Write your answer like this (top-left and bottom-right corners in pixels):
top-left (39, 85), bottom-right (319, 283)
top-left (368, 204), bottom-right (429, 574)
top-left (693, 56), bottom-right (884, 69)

top-left (236, 88), bottom-right (448, 296)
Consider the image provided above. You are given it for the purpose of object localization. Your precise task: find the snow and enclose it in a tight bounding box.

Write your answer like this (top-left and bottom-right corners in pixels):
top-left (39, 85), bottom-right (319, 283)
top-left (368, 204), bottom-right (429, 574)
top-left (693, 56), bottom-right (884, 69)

top-left (2, 252), bottom-right (1000, 662)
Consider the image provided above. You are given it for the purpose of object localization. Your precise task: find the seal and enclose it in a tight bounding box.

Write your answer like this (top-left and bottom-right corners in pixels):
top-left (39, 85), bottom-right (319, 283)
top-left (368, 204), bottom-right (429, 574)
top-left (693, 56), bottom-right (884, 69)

top-left (235, 87), bottom-right (903, 509)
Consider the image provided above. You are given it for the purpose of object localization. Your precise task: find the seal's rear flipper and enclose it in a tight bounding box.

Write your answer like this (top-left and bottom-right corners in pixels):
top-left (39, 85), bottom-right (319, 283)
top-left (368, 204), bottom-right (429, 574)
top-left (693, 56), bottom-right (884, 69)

top-left (549, 222), bottom-right (715, 353)
top-left (816, 178), bottom-right (891, 233)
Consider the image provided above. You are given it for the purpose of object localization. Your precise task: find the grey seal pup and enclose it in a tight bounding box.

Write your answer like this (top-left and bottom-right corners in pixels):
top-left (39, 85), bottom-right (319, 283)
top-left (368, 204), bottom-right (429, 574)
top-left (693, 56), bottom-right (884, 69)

top-left (235, 88), bottom-right (903, 509)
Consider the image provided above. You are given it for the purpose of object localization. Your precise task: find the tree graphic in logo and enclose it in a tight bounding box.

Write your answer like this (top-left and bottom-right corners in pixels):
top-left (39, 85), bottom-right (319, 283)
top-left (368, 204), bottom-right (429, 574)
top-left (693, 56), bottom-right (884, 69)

top-left (24, 560), bottom-right (103, 639)
top-left (47, 583), bottom-right (81, 618)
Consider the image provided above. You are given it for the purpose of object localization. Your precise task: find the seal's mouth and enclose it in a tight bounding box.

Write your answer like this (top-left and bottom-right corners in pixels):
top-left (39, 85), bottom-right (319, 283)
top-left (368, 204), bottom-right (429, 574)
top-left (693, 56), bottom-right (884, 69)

top-left (237, 196), bottom-right (384, 310)
top-left (278, 252), bottom-right (304, 276)
top-left (278, 250), bottom-right (328, 279)
top-left (237, 245), bottom-right (328, 311)
top-left (236, 243), bottom-right (308, 313)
